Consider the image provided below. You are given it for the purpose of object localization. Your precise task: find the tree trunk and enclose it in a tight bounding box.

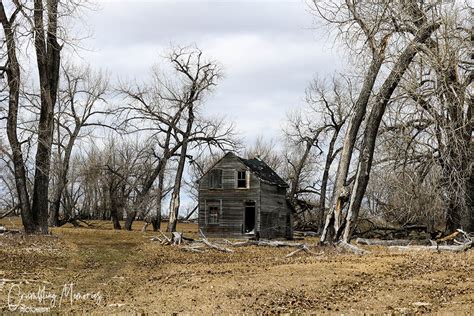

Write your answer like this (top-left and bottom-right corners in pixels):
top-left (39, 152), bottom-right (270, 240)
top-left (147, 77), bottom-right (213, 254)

top-left (168, 107), bottom-right (194, 232)
top-left (124, 211), bottom-right (136, 231)
top-left (152, 154), bottom-right (167, 232)
top-left (110, 190), bottom-right (122, 230)
top-left (151, 212), bottom-right (161, 231)
top-left (109, 181), bottom-right (122, 230)
top-left (49, 127), bottom-right (80, 226)
top-left (0, 3), bottom-right (35, 233)
top-left (320, 53), bottom-right (384, 243)
top-left (318, 127), bottom-right (341, 232)
top-left (342, 22), bottom-right (440, 242)
top-left (30, 0), bottom-right (62, 234)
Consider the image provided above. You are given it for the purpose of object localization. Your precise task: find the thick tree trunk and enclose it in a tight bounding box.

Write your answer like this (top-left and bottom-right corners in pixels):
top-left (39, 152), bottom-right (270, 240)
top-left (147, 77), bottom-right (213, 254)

top-left (320, 53), bottom-right (384, 243)
top-left (30, 0), bottom-right (62, 234)
top-left (109, 189), bottom-right (122, 230)
top-left (0, 3), bottom-right (35, 233)
top-left (342, 22), bottom-right (440, 242)
top-left (124, 212), bottom-right (135, 231)
top-left (168, 107), bottom-right (194, 232)
top-left (151, 212), bottom-right (161, 231)
top-left (318, 127), bottom-right (340, 232)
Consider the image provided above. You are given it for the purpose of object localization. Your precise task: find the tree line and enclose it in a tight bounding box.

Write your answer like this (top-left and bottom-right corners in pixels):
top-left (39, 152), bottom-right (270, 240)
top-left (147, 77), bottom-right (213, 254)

top-left (0, 1), bottom-right (472, 241)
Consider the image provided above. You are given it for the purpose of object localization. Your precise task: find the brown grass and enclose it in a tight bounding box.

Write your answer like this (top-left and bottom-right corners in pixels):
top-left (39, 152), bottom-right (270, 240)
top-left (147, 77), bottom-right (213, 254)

top-left (0, 217), bottom-right (472, 314)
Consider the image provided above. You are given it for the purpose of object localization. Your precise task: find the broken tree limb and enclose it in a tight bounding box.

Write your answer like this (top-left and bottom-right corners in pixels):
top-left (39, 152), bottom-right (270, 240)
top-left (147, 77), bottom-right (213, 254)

top-left (223, 239), bottom-right (303, 248)
top-left (294, 231), bottom-right (319, 237)
top-left (355, 238), bottom-right (431, 246)
top-left (390, 229), bottom-right (472, 252)
top-left (336, 241), bottom-right (370, 255)
top-left (172, 232), bottom-right (183, 245)
top-left (159, 231), bottom-right (172, 245)
top-left (199, 229), bottom-right (234, 253)
top-left (285, 244), bottom-right (323, 258)
top-left (389, 242), bottom-right (472, 253)
top-left (150, 236), bottom-right (163, 242)
top-left (0, 204), bottom-right (19, 220)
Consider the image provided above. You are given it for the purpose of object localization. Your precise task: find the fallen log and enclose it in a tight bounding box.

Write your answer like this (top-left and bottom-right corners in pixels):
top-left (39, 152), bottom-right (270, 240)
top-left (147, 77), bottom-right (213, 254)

top-left (389, 242), bottom-right (472, 253)
top-left (285, 244), bottom-right (323, 258)
top-left (336, 241), bottom-right (370, 255)
top-left (223, 239), bottom-right (303, 248)
top-left (391, 229), bottom-right (472, 252)
top-left (355, 238), bottom-right (430, 246)
top-left (294, 231), bottom-right (319, 237)
top-left (199, 230), bottom-right (234, 253)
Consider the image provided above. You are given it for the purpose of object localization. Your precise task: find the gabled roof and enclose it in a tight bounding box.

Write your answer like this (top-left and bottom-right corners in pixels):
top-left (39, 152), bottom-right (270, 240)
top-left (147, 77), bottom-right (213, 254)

top-left (199, 152), bottom-right (288, 188)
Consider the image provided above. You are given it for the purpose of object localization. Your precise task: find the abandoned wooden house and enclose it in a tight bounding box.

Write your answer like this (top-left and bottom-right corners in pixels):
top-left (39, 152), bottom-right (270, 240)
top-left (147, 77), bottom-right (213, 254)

top-left (198, 152), bottom-right (293, 239)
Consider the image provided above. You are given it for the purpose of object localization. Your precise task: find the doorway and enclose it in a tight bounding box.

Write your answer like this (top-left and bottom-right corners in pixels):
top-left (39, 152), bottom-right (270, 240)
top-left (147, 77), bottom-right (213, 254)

top-left (244, 201), bottom-right (256, 233)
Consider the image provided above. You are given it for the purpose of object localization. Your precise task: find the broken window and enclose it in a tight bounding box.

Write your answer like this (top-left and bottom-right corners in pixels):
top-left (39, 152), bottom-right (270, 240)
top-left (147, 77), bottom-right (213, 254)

top-left (237, 171), bottom-right (248, 188)
top-left (207, 200), bottom-right (220, 224)
top-left (209, 169), bottom-right (223, 189)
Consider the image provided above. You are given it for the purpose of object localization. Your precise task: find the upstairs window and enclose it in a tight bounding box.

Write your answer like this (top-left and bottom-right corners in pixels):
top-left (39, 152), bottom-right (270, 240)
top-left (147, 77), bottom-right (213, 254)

top-left (237, 171), bottom-right (248, 188)
top-left (209, 169), bottom-right (223, 189)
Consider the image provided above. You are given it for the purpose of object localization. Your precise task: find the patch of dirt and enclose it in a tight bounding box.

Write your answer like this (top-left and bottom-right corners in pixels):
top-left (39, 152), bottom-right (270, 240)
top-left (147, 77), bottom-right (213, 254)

top-left (0, 218), bottom-right (472, 314)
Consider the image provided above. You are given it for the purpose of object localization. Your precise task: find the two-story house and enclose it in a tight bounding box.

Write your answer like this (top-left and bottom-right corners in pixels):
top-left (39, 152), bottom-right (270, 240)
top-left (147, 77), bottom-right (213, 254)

top-left (197, 152), bottom-right (293, 239)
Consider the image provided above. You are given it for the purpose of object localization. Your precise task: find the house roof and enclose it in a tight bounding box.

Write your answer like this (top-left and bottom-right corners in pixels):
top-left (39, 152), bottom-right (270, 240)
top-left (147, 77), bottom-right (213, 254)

top-left (198, 152), bottom-right (289, 188)
top-left (237, 156), bottom-right (289, 188)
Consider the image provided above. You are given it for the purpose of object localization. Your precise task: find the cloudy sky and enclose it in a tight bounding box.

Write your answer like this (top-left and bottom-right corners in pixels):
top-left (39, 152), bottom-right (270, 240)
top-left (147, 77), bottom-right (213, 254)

top-left (78, 0), bottom-right (345, 145)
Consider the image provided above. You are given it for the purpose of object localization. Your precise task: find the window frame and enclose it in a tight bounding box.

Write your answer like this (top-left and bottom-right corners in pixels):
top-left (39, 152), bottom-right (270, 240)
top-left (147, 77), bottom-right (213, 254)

top-left (236, 170), bottom-right (249, 189)
top-left (205, 199), bottom-right (221, 225)
top-left (208, 168), bottom-right (223, 189)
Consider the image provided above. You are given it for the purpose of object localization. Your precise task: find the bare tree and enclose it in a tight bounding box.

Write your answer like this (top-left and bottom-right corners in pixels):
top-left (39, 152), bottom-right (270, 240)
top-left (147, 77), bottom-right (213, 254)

top-left (1, 0), bottom-right (84, 233)
top-left (0, 1), bottom-right (33, 232)
top-left (284, 76), bottom-right (350, 231)
top-left (312, 1), bottom-right (442, 243)
top-left (49, 64), bottom-right (109, 226)
top-left (118, 50), bottom-right (235, 231)
top-left (166, 47), bottom-right (224, 232)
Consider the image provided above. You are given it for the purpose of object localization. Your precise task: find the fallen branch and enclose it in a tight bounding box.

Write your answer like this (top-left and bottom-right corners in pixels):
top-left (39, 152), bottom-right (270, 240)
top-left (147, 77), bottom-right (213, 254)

top-left (355, 238), bottom-right (430, 246)
top-left (285, 244), bottom-right (323, 258)
top-left (294, 231), bottom-right (319, 237)
top-left (0, 204), bottom-right (19, 220)
top-left (391, 229), bottom-right (472, 253)
top-left (159, 231), bottom-right (172, 245)
top-left (336, 241), bottom-right (370, 255)
top-left (199, 229), bottom-right (234, 253)
top-left (223, 239), bottom-right (303, 247)
top-left (389, 243), bottom-right (472, 252)
top-left (150, 236), bottom-right (163, 242)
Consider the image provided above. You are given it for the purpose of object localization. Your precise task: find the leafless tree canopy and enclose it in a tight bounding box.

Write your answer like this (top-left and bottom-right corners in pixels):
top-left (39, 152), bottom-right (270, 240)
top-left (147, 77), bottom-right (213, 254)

top-left (0, 1), bottom-right (471, 238)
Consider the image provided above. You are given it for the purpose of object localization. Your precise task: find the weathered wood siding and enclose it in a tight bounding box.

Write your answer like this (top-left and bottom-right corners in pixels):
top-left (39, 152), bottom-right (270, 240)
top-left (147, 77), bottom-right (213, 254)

top-left (198, 154), bottom-right (261, 237)
top-left (260, 182), bottom-right (292, 239)
top-left (198, 153), bottom-right (293, 239)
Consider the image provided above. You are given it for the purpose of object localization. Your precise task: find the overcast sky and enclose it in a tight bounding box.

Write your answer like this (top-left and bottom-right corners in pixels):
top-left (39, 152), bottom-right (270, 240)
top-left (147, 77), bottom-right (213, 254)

top-left (78, 0), bottom-right (345, 145)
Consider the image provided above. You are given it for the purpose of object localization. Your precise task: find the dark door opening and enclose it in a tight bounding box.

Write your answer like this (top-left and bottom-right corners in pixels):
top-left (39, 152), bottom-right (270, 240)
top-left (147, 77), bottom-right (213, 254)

top-left (244, 201), bottom-right (256, 233)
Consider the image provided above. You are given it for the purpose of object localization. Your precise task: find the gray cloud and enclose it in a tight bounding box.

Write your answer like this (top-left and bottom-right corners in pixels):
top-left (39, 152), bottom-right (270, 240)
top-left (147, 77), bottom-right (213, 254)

top-left (77, 0), bottom-right (345, 144)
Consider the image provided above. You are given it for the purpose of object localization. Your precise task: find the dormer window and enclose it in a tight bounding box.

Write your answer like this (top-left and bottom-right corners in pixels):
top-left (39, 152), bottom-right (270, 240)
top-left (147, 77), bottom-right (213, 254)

top-left (237, 171), bottom-right (248, 188)
top-left (209, 169), bottom-right (223, 189)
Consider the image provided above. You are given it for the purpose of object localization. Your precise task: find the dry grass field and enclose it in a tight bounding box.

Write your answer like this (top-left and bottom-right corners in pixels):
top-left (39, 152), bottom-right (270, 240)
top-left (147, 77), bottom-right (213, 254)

top-left (0, 217), bottom-right (472, 314)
